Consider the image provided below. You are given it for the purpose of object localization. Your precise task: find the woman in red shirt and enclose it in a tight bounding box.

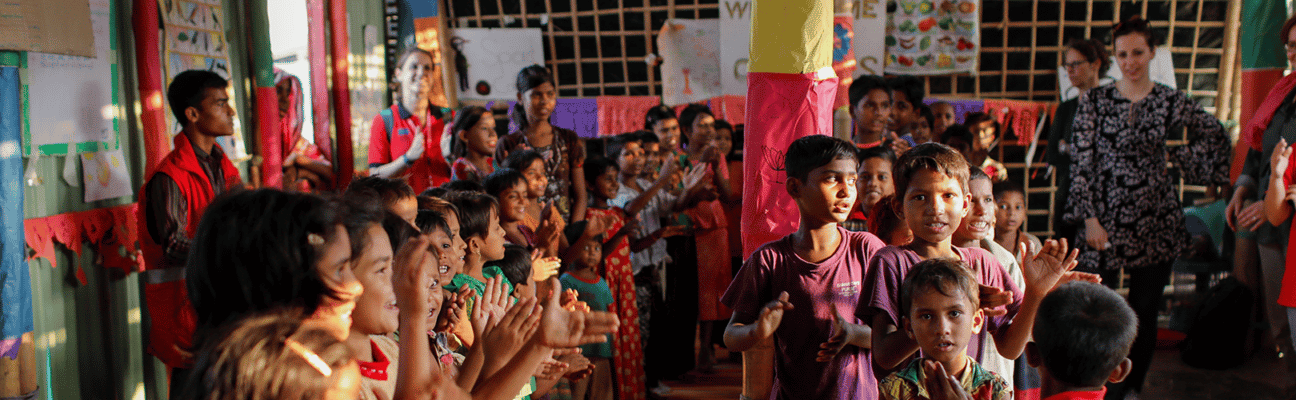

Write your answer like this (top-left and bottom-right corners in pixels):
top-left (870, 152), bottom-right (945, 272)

top-left (367, 48), bottom-right (453, 193)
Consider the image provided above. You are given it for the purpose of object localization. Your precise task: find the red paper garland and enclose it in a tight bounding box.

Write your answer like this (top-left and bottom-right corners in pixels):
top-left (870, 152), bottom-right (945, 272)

top-left (23, 204), bottom-right (142, 285)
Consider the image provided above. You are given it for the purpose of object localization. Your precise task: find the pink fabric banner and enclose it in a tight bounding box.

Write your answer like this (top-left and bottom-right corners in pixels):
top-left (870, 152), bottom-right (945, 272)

top-left (741, 71), bottom-right (838, 257)
top-left (982, 99), bottom-right (1048, 146)
top-left (596, 96), bottom-right (660, 136)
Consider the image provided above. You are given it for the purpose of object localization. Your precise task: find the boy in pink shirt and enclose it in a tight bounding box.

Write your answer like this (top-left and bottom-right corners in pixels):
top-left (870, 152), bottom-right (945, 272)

top-left (864, 143), bottom-right (1091, 384)
top-left (721, 135), bottom-right (887, 399)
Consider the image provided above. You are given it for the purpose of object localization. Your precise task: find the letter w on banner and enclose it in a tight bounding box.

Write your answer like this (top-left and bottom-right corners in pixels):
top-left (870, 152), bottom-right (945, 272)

top-left (658, 19), bottom-right (722, 105)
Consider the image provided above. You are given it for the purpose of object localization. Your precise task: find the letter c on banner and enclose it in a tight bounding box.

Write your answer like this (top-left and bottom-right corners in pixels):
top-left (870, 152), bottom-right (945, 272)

top-left (734, 58), bottom-right (749, 79)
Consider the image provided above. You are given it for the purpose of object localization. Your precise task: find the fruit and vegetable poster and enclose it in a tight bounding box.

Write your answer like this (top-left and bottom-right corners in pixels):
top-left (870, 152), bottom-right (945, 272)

top-left (885, 0), bottom-right (980, 75)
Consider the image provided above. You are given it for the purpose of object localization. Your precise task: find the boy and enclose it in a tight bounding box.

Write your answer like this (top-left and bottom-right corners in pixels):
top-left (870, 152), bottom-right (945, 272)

top-left (931, 101), bottom-right (957, 136)
top-left (844, 146), bottom-right (897, 232)
top-left (887, 76), bottom-right (925, 134)
top-left (1026, 282), bottom-right (1135, 400)
top-left (850, 75), bottom-right (894, 149)
top-left (879, 258), bottom-right (1009, 400)
top-left (865, 143), bottom-right (1084, 379)
top-left (347, 176), bottom-right (419, 226)
top-left (721, 135), bottom-right (887, 399)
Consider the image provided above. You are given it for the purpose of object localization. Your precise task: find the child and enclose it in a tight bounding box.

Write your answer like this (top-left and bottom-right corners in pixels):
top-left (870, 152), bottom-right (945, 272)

top-left (348, 176), bottom-right (419, 227)
top-left (864, 143), bottom-right (1082, 381)
top-left (850, 75), bottom-right (894, 149)
top-left (930, 101), bottom-right (957, 137)
top-left (179, 310), bottom-right (361, 400)
top-left (445, 192), bottom-right (510, 347)
top-left (716, 121), bottom-right (745, 279)
top-left (845, 146), bottom-right (897, 232)
top-left (721, 135), bottom-right (887, 399)
top-left (579, 156), bottom-right (648, 400)
top-left (870, 195), bottom-right (913, 246)
top-left (902, 104), bottom-right (936, 145)
top-left (561, 233), bottom-right (617, 400)
top-left (993, 180), bottom-right (1042, 257)
top-left (504, 149), bottom-right (560, 237)
top-left (448, 106), bottom-right (497, 182)
top-left (410, 210), bottom-right (468, 369)
top-left (964, 112), bottom-right (1007, 182)
top-left (878, 258), bottom-right (1010, 400)
top-left (1026, 282), bottom-right (1136, 400)
top-left (941, 124), bottom-right (1007, 183)
top-left (888, 76), bottom-right (925, 134)
top-left (419, 198), bottom-right (469, 286)
top-left (484, 168), bottom-right (540, 249)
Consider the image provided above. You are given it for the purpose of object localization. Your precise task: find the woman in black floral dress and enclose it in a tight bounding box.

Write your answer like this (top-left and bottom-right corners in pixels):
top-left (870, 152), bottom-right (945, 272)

top-left (1064, 17), bottom-right (1230, 399)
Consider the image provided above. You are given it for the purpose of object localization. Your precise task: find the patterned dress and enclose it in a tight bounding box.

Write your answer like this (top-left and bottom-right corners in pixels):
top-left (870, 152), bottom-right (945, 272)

top-left (1063, 84), bottom-right (1230, 271)
top-left (585, 206), bottom-right (646, 400)
top-left (496, 127), bottom-right (585, 220)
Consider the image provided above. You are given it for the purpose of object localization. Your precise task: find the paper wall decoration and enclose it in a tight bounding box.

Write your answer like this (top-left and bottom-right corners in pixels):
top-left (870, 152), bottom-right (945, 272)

top-left (885, 0), bottom-right (980, 75)
top-left (659, 19), bottom-right (723, 106)
top-left (80, 149), bottom-right (132, 202)
top-left (449, 28), bottom-right (545, 101)
top-left (852, 0), bottom-right (888, 77)
top-left (25, 0), bottom-right (118, 155)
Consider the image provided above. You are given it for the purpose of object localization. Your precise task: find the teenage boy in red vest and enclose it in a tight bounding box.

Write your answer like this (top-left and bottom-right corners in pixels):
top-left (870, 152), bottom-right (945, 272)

top-left (137, 70), bottom-right (243, 396)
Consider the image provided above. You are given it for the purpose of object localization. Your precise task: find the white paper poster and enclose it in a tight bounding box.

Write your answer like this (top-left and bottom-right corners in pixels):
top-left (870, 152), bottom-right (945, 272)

top-left (1056, 47), bottom-right (1177, 101)
top-left (25, 0), bottom-right (117, 154)
top-left (449, 28), bottom-right (545, 101)
top-left (658, 19), bottom-right (722, 105)
top-left (852, 0), bottom-right (888, 77)
top-left (719, 0), bottom-right (752, 96)
top-left (80, 149), bottom-right (132, 202)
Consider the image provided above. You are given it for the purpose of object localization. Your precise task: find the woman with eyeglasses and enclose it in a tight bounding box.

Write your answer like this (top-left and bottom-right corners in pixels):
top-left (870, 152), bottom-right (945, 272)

top-left (1065, 16), bottom-right (1230, 399)
top-left (1237, 12), bottom-right (1296, 367)
top-left (1045, 38), bottom-right (1108, 247)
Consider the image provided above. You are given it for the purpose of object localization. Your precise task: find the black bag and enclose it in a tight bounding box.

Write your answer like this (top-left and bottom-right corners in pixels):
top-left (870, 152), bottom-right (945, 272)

top-left (1180, 277), bottom-right (1254, 370)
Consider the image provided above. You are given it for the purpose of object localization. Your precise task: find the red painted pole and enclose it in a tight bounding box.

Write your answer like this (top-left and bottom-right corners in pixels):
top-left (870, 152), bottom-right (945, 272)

top-left (328, 0), bottom-right (354, 188)
top-left (251, 0), bottom-right (282, 188)
top-left (307, 0), bottom-right (333, 162)
top-left (133, 0), bottom-right (169, 174)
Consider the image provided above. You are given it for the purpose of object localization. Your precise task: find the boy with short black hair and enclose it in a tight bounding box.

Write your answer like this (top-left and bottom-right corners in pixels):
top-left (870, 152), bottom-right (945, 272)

top-left (850, 75), bottom-right (894, 149)
top-left (879, 258), bottom-right (1009, 400)
top-left (722, 135), bottom-right (887, 399)
top-left (347, 176), bottom-right (418, 226)
top-left (1026, 282), bottom-right (1135, 400)
top-left (887, 76), bottom-right (925, 133)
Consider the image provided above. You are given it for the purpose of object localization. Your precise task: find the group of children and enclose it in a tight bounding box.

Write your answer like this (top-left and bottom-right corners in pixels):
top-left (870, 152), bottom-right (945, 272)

top-left (723, 135), bottom-right (1129, 400)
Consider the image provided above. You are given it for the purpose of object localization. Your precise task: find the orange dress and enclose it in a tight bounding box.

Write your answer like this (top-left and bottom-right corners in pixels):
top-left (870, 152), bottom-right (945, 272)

top-left (585, 206), bottom-right (646, 400)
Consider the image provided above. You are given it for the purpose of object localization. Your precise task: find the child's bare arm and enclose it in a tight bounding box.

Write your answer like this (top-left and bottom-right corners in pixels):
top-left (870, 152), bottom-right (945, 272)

top-left (816, 312), bottom-right (872, 362)
top-left (870, 313), bottom-right (918, 370)
top-left (1266, 140), bottom-right (1294, 226)
top-left (623, 160), bottom-right (681, 216)
top-left (724, 291), bottom-right (794, 352)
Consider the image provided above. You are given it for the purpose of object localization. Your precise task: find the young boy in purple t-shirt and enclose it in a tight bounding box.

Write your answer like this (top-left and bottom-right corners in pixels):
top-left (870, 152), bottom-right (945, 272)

top-left (721, 135), bottom-right (887, 400)
top-left (863, 143), bottom-right (1094, 384)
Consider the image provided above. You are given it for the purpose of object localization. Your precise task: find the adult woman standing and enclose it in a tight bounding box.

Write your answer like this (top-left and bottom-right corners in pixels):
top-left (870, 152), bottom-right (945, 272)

top-left (1232, 13), bottom-right (1296, 362)
top-left (1065, 17), bottom-right (1230, 399)
top-left (1045, 39), bottom-right (1108, 243)
top-left (494, 65), bottom-right (587, 222)
top-left (368, 48), bottom-right (453, 193)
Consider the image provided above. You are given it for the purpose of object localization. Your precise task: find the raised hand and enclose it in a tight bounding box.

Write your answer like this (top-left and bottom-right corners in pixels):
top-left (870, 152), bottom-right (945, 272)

top-left (1020, 238), bottom-right (1080, 298)
top-left (394, 235), bottom-right (437, 316)
top-left (978, 284), bottom-right (1013, 317)
top-left (404, 131), bottom-right (426, 161)
top-left (530, 251), bottom-right (562, 283)
top-left (435, 290), bottom-right (464, 333)
top-left (480, 295), bottom-right (542, 367)
top-left (753, 292), bottom-right (794, 340)
top-left (537, 278), bottom-right (620, 348)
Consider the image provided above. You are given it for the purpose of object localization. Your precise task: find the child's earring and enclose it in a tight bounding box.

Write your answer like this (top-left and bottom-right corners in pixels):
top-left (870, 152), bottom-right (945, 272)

top-left (307, 233), bottom-right (325, 246)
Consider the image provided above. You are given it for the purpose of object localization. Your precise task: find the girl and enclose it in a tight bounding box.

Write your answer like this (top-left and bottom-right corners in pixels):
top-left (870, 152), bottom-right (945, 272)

top-left (1066, 17), bottom-right (1230, 398)
top-left (494, 65), bottom-right (587, 222)
top-left (993, 180), bottom-right (1041, 257)
top-left (677, 104), bottom-right (735, 372)
top-left (504, 149), bottom-right (556, 230)
top-left (483, 168), bottom-right (559, 256)
top-left (276, 68), bottom-right (334, 191)
top-left (368, 48), bottom-right (453, 193)
top-left (449, 106), bottom-right (497, 183)
top-left (963, 112), bottom-right (1007, 182)
top-left (715, 120), bottom-right (744, 279)
top-left (179, 310), bottom-right (361, 400)
top-left (445, 192), bottom-right (509, 347)
top-left (187, 189), bottom-right (363, 350)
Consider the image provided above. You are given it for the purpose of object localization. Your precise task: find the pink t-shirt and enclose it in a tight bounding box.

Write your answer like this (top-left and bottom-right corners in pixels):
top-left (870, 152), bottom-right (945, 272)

top-left (861, 245), bottom-right (1023, 365)
top-left (721, 227), bottom-right (886, 400)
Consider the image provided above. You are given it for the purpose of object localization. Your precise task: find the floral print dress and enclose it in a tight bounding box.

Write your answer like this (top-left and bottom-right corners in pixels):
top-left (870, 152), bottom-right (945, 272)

top-left (1063, 84), bottom-right (1230, 271)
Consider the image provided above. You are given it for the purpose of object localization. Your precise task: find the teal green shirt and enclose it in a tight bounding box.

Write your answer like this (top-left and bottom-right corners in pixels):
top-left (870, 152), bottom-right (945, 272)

top-left (559, 273), bottom-right (614, 358)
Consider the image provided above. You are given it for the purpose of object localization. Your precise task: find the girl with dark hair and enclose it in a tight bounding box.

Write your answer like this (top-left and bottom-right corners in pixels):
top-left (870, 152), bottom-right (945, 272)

top-left (448, 105), bottom-right (496, 183)
top-left (187, 189), bottom-right (363, 351)
top-left (494, 65), bottom-right (588, 223)
top-left (368, 48), bottom-right (454, 193)
top-left (1066, 16), bottom-right (1230, 399)
top-left (962, 112), bottom-right (1007, 181)
top-left (178, 310), bottom-right (361, 400)
top-left (1047, 37), bottom-right (1110, 244)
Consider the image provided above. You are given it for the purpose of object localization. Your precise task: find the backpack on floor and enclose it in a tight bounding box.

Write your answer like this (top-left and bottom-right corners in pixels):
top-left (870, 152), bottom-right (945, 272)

top-left (1179, 277), bottom-right (1254, 370)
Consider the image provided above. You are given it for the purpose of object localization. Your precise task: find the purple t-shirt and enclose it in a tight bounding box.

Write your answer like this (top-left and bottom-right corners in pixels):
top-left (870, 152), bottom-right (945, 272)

top-left (860, 245), bottom-right (1023, 364)
top-left (721, 227), bottom-right (886, 400)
